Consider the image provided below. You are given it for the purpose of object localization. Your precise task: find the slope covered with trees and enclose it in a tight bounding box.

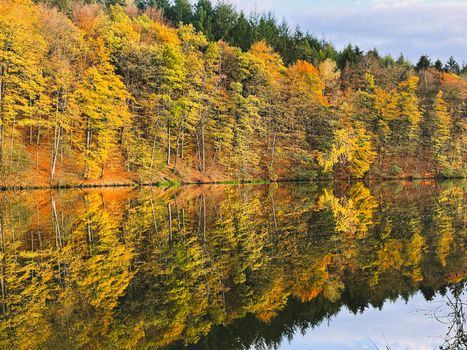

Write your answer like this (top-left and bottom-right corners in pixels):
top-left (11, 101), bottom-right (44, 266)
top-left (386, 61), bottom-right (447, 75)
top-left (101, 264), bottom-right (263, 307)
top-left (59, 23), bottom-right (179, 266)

top-left (0, 0), bottom-right (465, 187)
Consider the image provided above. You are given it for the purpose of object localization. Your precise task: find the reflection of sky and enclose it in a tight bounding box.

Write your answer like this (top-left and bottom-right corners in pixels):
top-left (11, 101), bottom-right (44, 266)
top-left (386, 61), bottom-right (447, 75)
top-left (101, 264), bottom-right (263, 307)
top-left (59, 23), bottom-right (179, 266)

top-left (278, 292), bottom-right (454, 350)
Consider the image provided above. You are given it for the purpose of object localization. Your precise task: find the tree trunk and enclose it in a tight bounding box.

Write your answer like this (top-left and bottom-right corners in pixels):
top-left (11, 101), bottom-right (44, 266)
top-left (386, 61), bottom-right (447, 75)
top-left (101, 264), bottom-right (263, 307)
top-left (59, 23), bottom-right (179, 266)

top-left (150, 132), bottom-right (157, 182)
top-left (0, 120), bottom-right (3, 171)
top-left (201, 119), bottom-right (205, 172)
top-left (0, 66), bottom-right (4, 170)
top-left (174, 119), bottom-right (184, 171)
top-left (51, 193), bottom-right (62, 249)
top-left (50, 125), bottom-right (61, 184)
top-left (270, 130), bottom-right (277, 168)
top-left (195, 129), bottom-right (201, 170)
top-left (167, 122), bottom-right (171, 166)
top-left (174, 132), bottom-right (180, 171)
top-left (84, 118), bottom-right (91, 179)
top-left (181, 127), bottom-right (185, 160)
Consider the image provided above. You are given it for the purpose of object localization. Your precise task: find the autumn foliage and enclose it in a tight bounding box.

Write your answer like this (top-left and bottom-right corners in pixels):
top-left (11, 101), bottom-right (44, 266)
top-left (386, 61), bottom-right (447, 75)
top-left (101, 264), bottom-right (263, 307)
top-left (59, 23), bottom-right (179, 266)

top-left (0, 0), bottom-right (465, 186)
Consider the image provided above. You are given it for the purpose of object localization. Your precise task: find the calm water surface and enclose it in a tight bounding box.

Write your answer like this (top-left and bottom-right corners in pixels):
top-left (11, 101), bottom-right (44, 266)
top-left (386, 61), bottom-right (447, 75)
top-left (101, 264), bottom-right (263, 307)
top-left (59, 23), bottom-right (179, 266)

top-left (0, 181), bottom-right (465, 349)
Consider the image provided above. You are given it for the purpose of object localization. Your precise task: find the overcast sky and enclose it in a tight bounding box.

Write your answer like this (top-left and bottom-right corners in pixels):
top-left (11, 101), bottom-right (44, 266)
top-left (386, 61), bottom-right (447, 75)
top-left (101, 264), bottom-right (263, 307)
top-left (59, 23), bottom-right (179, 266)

top-left (225, 0), bottom-right (466, 64)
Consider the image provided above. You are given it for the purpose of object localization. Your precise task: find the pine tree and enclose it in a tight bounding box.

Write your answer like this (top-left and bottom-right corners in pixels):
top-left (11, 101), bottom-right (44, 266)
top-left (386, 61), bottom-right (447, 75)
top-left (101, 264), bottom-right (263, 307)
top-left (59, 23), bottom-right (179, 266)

top-left (415, 55), bottom-right (431, 72)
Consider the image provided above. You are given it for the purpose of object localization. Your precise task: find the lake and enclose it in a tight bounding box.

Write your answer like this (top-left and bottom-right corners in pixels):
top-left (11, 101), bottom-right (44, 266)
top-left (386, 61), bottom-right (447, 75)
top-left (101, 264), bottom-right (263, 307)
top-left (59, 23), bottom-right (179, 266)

top-left (0, 181), bottom-right (465, 349)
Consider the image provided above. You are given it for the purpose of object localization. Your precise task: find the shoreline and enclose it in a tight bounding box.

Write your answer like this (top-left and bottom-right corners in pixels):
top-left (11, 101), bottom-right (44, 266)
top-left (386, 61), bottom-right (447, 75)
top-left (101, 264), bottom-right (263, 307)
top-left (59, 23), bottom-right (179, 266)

top-left (0, 176), bottom-right (464, 191)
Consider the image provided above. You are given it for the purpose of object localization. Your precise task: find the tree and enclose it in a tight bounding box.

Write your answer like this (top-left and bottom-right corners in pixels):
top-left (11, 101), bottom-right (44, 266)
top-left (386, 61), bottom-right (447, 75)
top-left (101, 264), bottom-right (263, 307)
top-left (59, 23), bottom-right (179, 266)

top-left (37, 6), bottom-right (82, 183)
top-left (168, 0), bottom-right (193, 25)
top-left (317, 122), bottom-right (376, 178)
top-left (76, 40), bottom-right (131, 178)
top-left (444, 56), bottom-right (460, 75)
top-left (434, 59), bottom-right (443, 72)
top-left (395, 76), bottom-right (422, 161)
top-left (0, 0), bottom-right (46, 172)
top-left (415, 55), bottom-right (431, 72)
top-left (431, 91), bottom-right (452, 172)
top-left (193, 0), bottom-right (214, 40)
top-left (212, 1), bottom-right (238, 41)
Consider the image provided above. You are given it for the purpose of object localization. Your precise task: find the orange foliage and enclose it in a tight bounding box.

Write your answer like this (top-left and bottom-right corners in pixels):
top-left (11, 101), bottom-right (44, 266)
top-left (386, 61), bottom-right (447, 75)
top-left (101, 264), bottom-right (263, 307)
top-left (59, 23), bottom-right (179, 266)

top-left (288, 60), bottom-right (329, 106)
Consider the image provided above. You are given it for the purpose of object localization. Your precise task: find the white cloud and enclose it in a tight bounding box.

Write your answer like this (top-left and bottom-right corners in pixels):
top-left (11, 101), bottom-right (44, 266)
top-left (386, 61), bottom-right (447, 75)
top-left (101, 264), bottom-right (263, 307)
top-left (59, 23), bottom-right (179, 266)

top-left (225, 0), bottom-right (467, 63)
top-left (290, 1), bottom-right (467, 62)
top-left (280, 292), bottom-right (455, 350)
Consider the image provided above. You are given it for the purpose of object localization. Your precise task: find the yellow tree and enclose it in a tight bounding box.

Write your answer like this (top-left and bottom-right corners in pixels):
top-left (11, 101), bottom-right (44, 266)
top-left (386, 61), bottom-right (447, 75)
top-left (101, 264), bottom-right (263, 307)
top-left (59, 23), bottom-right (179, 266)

top-left (76, 40), bottom-right (131, 179)
top-left (0, 0), bottom-right (46, 172)
top-left (396, 76), bottom-right (422, 165)
top-left (37, 6), bottom-right (83, 183)
top-left (432, 90), bottom-right (452, 172)
top-left (248, 41), bottom-right (286, 178)
top-left (286, 60), bottom-right (330, 178)
top-left (317, 121), bottom-right (376, 179)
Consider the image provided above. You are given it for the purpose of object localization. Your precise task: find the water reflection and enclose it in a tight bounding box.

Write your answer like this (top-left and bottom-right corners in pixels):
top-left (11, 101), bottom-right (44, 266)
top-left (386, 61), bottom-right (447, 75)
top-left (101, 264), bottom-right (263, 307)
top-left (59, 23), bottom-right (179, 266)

top-left (0, 181), bottom-right (465, 349)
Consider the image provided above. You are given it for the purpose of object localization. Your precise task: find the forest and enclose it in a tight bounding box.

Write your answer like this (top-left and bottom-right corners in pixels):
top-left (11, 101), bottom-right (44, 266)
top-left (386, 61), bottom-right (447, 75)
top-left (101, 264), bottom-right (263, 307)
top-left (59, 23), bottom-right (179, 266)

top-left (0, 0), bottom-right (466, 187)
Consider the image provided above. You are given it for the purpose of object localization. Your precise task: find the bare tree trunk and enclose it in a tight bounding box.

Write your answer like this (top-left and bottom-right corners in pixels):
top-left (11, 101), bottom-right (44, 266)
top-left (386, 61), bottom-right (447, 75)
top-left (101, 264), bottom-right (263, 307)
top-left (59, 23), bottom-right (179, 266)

top-left (195, 130), bottom-right (201, 171)
top-left (0, 67), bottom-right (4, 171)
top-left (51, 193), bottom-right (62, 249)
top-left (0, 120), bottom-right (3, 171)
top-left (174, 119), bottom-right (184, 171)
top-left (270, 130), bottom-right (277, 168)
top-left (84, 118), bottom-right (91, 178)
top-left (50, 125), bottom-right (61, 184)
top-left (181, 127), bottom-right (185, 160)
top-left (150, 132), bottom-right (157, 181)
top-left (35, 126), bottom-right (41, 170)
top-left (9, 118), bottom-right (15, 169)
top-left (201, 119), bottom-right (205, 172)
top-left (167, 122), bottom-right (171, 166)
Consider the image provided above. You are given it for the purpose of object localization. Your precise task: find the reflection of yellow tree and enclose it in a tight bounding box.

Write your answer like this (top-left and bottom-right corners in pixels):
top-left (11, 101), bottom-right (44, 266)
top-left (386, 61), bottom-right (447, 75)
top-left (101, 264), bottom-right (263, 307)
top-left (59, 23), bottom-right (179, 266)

top-left (58, 193), bottom-right (135, 346)
top-left (316, 183), bottom-right (377, 239)
top-left (0, 182), bottom-right (466, 349)
top-left (0, 201), bottom-right (57, 350)
top-left (434, 185), bottom-right (465, 267)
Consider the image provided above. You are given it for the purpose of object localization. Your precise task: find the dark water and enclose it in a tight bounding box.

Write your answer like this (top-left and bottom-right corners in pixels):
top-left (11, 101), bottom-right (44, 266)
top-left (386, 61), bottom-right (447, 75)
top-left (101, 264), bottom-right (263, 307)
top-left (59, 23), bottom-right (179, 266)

top-left (0, 181), bottom-right (465, 350)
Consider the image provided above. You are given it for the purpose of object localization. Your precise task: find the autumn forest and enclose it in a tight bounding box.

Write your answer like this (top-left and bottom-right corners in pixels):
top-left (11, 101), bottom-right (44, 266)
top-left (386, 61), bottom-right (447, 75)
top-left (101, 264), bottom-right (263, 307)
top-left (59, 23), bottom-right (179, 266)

top-left (0, 0), bottom-right (466, 187)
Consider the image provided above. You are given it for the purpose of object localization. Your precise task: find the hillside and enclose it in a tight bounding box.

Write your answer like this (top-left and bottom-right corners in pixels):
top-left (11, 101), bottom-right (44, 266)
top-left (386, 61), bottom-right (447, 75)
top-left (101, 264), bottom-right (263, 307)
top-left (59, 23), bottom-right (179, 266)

top-left (0, 0), bottom-right (465, 188)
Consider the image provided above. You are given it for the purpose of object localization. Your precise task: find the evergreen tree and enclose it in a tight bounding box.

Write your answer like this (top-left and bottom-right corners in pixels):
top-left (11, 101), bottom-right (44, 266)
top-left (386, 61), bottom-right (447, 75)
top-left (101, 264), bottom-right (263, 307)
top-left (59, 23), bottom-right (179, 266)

top-left (415, 55), bottom-right (431, 72)
top-left (444, 56), bottom-right (460, 74)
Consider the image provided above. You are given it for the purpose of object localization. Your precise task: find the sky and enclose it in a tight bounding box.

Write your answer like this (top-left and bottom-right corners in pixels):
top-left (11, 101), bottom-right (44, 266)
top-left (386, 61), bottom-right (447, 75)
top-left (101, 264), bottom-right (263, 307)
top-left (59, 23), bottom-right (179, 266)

top-left (278, 291), bottom-right (459, 350)
top-left (225, 0), bottom-right (467, 64)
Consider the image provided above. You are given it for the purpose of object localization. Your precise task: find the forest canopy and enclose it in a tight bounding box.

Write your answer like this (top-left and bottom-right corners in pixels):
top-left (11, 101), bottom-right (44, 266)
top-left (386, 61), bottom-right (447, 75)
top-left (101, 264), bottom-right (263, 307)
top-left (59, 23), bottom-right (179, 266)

top-left (0, 0), bottom-right (465, 186)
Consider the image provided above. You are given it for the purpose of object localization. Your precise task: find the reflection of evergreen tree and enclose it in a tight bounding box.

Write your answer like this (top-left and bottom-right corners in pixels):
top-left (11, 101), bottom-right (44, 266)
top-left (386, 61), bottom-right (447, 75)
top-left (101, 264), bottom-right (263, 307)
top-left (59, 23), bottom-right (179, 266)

top-left (0, 181), bottom-right (465, 349)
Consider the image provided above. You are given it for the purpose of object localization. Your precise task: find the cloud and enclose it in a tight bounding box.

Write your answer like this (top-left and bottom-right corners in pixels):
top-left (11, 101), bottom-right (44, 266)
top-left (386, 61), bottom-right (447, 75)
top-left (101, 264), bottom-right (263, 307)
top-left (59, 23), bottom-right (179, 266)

top-left (280, 292), bottom-right (453, 350)
top-left (227, 0), bottom-right (467, 63)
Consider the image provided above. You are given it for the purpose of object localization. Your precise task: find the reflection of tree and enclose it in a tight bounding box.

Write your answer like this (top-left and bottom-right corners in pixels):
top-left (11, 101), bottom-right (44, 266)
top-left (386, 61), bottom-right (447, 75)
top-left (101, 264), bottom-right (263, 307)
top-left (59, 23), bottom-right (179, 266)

top-left (0, 182), bottom-right (465, 349)
top-left (435, 283), bottom-right (466, 350)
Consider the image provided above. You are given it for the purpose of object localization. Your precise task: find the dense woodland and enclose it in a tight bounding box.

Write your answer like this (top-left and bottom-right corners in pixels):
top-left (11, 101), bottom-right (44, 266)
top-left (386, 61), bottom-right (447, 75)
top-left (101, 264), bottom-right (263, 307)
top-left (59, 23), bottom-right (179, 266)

top-left (0, 0), bottom-right (466, 186)
top-left (0, 182), bottom-right (465, 348)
